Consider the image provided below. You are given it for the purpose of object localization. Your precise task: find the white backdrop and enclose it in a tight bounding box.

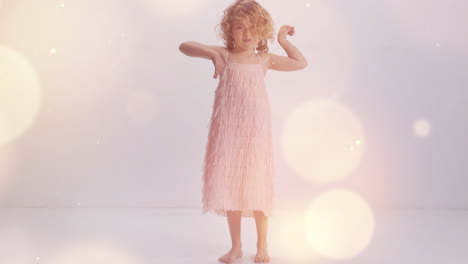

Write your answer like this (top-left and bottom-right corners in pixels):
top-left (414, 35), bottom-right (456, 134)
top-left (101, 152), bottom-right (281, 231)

top-left (0, 0), bottom-right (467, 210)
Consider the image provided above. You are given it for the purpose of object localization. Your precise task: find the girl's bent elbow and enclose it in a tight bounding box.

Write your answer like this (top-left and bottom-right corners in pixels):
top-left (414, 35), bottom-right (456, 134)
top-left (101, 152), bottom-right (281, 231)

top-left (296, 61), bottom-right (308, 70)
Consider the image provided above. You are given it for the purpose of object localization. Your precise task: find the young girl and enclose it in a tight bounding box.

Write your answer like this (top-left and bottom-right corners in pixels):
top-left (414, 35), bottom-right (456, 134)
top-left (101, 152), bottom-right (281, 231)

top-left (179, 0), bottom-right (307, 263)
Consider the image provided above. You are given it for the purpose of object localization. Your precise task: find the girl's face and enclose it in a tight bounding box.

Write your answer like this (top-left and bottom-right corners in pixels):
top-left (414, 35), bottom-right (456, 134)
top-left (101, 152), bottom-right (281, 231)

top-left (230, 22), bottom-right (259, 51)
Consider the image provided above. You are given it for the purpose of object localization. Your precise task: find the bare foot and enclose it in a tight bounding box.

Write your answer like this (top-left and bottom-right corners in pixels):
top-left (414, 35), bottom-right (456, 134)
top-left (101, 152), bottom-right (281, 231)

top-left (218, 247), bottom-right (243, 263)
top-left (254, 247), bottom-right (270, 263)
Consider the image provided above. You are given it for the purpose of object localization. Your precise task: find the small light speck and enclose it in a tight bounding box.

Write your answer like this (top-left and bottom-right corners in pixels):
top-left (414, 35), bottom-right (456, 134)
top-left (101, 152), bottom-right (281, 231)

top-left (355, 140), bottom-right (361, 145)
top-left (36, 256), bottom-right (40, 261)
top-left (435, 43), bottom-right (440, 48)
top-left (50, 48), bottom-right (57, 54)
top-left (306, 2), bottom-right (311, 7)
top-left (413, 118), bottom-right (432, 138)
top-left (76, 202), bottom-right (81, 206)
top-left (60, 3), bottom-right (65, 8)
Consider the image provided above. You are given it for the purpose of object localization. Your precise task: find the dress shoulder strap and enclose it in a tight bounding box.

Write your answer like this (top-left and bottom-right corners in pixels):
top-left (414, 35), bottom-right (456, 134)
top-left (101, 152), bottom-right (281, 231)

top-left (256, 52), bottom-right (262, 64)
top-left (224, 49), bottom-right (229, 62)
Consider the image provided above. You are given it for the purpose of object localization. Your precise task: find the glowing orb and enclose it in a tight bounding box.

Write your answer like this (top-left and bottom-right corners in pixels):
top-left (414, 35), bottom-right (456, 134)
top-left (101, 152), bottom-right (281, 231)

top-left (273, 210), bottom-right (323, 262)
top-left (281, 99), bottom-right (365, 183)
top-left (413, 118), bottom-right (432, 138)
top-left (304, 189), bottom-right (375, 260)
top-left (0, 46), bottom-right (41, 146)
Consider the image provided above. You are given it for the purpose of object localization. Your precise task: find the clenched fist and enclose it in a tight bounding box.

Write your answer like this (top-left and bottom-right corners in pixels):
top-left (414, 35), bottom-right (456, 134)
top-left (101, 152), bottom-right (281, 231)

top-left (277, 25), bottom-right (295, 42)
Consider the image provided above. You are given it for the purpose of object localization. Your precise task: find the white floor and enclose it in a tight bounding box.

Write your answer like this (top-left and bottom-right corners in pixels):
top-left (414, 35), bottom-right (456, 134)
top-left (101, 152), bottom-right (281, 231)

top-left (0, 208), bottom-right (467, 264)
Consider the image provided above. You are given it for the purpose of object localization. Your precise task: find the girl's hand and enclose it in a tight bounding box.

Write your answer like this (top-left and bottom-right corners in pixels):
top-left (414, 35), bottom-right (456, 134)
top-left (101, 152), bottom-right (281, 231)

top-left (277, 25), bottom-right (295, 42)
top-left (211, 53), bottom-right (225, 79)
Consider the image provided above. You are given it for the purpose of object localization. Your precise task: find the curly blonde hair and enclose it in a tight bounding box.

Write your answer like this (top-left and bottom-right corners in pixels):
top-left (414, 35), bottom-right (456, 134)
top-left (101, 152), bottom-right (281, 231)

top-left (215, 0), bottom-right (275, 53)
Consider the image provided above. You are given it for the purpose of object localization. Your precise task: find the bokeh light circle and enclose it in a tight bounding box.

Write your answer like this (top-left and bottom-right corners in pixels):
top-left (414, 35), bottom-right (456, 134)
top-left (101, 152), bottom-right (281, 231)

top-left (412, 118), bottom-right (432, 138)
top-left (281, 99), bottom-right (365, 183)
top-left (304, 189), bottom-right (375, 260)
top-left (0, 46), bottom-right (41, 145)
top-left (272, 210), bottom-right (323, 262)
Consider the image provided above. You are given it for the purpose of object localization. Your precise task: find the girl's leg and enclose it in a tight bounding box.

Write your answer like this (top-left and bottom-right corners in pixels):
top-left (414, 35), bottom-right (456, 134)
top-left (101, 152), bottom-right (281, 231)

top-left (253, 210), bottom-right (270, 262)
top-left (218, 210), bottom-right (243, 263)
top-left (227, 210), bottom-right (242, 248)
top-left (253, 210), bottom-right (268, 248)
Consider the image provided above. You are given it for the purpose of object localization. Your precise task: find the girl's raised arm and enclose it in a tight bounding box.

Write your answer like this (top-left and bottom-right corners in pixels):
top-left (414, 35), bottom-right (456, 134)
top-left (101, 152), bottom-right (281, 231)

top-left (268, 25), bottom-right (308, 71)
top-left (179, 41), bottom-right (221, 60)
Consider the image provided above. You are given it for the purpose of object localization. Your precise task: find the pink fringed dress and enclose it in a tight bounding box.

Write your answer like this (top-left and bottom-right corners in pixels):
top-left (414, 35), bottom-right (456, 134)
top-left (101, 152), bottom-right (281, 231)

top-left (201, 49), bottom-right (275, 218)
